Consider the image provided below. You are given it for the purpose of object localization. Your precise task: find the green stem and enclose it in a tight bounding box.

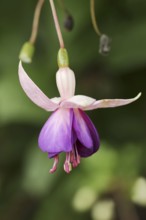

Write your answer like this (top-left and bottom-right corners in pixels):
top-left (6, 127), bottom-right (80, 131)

top-left (29, 0), bottom-right (45, 44)
top-left (90, 0), bottom-right (101, 36)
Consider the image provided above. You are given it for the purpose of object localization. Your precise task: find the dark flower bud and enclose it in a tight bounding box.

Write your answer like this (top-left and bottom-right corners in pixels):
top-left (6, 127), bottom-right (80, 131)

top-left (64, 14), bottom-right (74, 31)
top-left (99, 34), bottom-right (111, 56)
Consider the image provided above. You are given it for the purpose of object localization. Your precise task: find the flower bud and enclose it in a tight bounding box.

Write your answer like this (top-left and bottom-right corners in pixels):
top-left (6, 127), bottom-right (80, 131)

top-left (99, 34), bottom-right (111, 56)
top-left (19, 42), bottom-right (35, 63)
top-left (64, 14), bottom-right (74, 31)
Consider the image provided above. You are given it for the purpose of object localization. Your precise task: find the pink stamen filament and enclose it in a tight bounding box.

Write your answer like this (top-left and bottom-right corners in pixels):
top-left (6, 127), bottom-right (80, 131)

top-left (64, 152), bottom-right (72, 173)
top-left (64, 145), bottom-right (80, 171)
top-left (71, 144), bottom-right (80, 168)
top-left (49, 155), bottom-right (59, 173)
top-left (49, 146), bottom-right (80, 174)
top-left (74, 144), bottom-right (80, 165)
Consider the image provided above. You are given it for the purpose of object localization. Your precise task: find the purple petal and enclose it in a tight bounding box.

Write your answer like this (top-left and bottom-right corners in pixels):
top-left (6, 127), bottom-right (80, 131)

top-left (76, 140), bottom-right (96, 157)
top-left (84, 93), bottom-right (141, 110)
top-left (18, 61), bottom-right (58, 111)
top-left (38, 108), bottom-right (73, 157)
top-left (73, 109), bottom-right (100, 156)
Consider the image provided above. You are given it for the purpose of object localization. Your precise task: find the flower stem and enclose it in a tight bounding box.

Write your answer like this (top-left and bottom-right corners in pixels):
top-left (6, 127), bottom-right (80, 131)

top-left (49, 0), bottom-right (65, 48)
top-left (90, 0), bottom-right (101, 36)
top-left (29, 0), bottom-right (45, 44)
top-left (58, 0), bottom-right (69, 15)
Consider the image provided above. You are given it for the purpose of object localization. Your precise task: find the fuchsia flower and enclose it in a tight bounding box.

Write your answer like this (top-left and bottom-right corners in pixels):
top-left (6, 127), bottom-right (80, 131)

top-left (18, 49), bottom-right (141, 174)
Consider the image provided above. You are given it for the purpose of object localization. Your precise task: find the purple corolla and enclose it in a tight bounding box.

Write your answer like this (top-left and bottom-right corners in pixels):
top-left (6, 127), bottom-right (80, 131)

top-left (18, 52), bottom-right (141, 173)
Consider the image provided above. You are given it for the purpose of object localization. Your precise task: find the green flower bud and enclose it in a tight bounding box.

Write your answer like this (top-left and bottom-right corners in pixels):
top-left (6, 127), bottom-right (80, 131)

top-left (19, 42), bottom-right (35, 63)
top-left (57, 48), bottom-right (69, 67)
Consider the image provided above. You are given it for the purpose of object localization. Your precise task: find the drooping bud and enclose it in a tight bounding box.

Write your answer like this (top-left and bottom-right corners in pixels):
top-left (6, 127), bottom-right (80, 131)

top-left (64, 14), bottom-right (74, 31)
top-left (57, 48), bottom-right (69, 67)
top-left (99, 34), bottom-right (111, 56)
top-left (19, 42), bottom-right (35, 63)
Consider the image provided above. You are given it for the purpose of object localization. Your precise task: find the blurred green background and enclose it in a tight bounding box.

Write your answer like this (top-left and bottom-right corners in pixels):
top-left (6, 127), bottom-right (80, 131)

top-left (0, 0), bottom-right (146, 220)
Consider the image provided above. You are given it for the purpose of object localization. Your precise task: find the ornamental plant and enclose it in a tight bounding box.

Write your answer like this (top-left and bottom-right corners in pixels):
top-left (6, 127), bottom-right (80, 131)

top-left (18, 0), bottom-right (141, 173)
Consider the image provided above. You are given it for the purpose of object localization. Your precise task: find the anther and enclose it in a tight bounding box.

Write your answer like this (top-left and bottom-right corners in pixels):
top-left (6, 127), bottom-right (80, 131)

top-left (64, 152), bottom-right (72, 173)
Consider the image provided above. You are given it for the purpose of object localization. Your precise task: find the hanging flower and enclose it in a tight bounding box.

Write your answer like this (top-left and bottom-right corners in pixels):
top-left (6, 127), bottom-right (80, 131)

top-left (18, 48), bottom-right (141, 173)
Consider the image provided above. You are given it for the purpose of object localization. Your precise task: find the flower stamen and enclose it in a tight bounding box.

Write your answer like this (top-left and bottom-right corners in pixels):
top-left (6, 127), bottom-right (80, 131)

top-left (70, 144), bottom-right (80, 168)
top-left (64, 152), bottom-right (72, 173)
top-left (49, 155), bottom-right (59, 173)
top-left (75, 144), bottom-right (81, 164)
top-left (73, 144), bottom-right (80, 168)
